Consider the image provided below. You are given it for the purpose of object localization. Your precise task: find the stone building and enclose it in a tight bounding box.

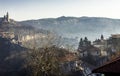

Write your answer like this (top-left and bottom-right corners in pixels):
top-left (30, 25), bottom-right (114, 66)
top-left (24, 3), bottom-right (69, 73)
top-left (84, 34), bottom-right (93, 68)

top-left (2, 12), bottom-right (9, 23)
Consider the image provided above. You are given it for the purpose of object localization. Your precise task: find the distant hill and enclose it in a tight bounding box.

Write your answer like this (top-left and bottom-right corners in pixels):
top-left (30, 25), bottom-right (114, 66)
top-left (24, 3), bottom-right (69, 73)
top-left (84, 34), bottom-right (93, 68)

top-left (20, 16), bottom-right (120, 40)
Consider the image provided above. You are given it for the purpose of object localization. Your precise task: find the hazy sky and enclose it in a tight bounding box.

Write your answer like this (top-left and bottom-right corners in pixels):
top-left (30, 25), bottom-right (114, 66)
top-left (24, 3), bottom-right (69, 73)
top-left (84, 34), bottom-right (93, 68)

top-left (0, 0), bottom-right (120, 21)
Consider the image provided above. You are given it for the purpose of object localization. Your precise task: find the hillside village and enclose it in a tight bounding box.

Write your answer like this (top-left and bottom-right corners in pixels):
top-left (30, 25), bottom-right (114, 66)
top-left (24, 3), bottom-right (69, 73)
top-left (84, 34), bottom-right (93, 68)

top-left (0, 13), bottom-right (120, 76)
top-left (78, 34), bottom-right (120, 65)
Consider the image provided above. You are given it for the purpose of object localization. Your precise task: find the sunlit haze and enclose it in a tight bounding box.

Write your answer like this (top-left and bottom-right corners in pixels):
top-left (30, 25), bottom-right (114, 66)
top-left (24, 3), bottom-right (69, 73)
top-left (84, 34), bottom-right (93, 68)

top-left (0, 0), bottom-right (120, 21)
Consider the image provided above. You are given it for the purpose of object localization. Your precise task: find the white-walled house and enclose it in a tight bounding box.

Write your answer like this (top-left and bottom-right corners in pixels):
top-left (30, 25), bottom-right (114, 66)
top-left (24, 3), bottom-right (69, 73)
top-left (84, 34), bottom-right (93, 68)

top-left (79, 46), bottom-right (101, 58)
top-left (79, 50), bottom-right (88, 57)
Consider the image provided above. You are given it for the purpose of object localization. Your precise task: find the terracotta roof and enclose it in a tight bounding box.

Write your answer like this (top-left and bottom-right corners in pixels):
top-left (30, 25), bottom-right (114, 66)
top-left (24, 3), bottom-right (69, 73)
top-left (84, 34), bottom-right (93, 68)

top-left (59, 53), bottom-right (78, 62)
top-left (92, 56), bottom-right (120, 73)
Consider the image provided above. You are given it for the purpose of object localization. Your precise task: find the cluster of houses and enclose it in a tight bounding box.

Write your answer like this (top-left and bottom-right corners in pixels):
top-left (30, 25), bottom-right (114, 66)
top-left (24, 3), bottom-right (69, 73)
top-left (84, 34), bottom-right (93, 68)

top-left (78, 34), bottom-right (120, 59)
top-left (77, 34), bottom-right (120, 76)
top-left (0, 31), bottom-right (22, 46)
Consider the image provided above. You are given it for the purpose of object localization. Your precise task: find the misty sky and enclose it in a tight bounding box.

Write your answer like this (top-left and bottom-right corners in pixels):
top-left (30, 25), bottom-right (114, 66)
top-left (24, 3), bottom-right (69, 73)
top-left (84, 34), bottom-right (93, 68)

top-left (0, 0), bottom-right (120, 21)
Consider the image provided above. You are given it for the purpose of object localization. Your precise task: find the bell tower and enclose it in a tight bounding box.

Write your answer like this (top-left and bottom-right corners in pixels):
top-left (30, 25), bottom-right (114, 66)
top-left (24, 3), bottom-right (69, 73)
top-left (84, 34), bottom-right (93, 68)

top-left (6, 12), bottom-right (9, 22)
top-left (101, 34), bottom-right (104, 40)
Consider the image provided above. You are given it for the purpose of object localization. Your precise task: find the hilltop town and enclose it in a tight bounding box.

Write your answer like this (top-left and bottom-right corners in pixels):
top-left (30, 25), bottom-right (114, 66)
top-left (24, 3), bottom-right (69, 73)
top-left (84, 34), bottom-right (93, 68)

top-left (0, 13), bottom-right (53, 48)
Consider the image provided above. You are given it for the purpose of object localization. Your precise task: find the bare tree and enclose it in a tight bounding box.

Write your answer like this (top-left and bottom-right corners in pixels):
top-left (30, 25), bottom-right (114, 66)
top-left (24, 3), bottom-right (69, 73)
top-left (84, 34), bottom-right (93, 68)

top-left (24, 46), bottom-right (67, 76)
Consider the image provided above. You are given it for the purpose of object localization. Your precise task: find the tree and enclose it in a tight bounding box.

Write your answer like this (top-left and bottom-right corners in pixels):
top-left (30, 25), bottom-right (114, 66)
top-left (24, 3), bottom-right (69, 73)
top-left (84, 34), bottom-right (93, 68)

top-left (25, 46), bottom-right (67, 76)
top-left (78, 38), bottom-right (83, 50)
top-left (84, 37), bottom-right (88, 42)
top-left (79, 38), bottom-right (83, 46)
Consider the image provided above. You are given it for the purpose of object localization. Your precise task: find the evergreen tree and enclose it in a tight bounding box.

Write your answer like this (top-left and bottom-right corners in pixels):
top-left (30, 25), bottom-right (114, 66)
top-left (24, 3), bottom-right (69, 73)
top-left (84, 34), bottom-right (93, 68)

top-left (84, 37), bottom-right (88, 46)
top-left (84, 37), bottom-right (88, 42)
top-left (79, 38), bottom-right (83, 47)
top-left (78, 38), bottom-right (84, 50)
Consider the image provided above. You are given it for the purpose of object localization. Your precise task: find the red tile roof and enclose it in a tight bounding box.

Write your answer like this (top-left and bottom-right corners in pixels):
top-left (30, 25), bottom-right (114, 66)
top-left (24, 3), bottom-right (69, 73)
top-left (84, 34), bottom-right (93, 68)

top-left (92, 56), bottom-right (120, 73)
top-left (59, 53), bottom-right (78, 62)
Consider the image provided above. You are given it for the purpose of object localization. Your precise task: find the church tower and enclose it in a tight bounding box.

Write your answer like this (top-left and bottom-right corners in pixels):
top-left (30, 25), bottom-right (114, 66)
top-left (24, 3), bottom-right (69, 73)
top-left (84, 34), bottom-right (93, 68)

top-left (6, 12), bottom-right (9, 22)
top-left (101, 34), bottom-right (104, 40)
top-left (1, 12), bottom-right (10, 23)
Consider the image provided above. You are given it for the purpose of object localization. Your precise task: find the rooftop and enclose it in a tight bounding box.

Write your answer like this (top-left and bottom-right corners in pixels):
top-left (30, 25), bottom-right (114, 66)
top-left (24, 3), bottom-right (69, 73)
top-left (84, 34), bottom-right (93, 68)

top-left (92, 56), bottom-right (120, 73)
top-left (111, 34), bottom-right (120, 38)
